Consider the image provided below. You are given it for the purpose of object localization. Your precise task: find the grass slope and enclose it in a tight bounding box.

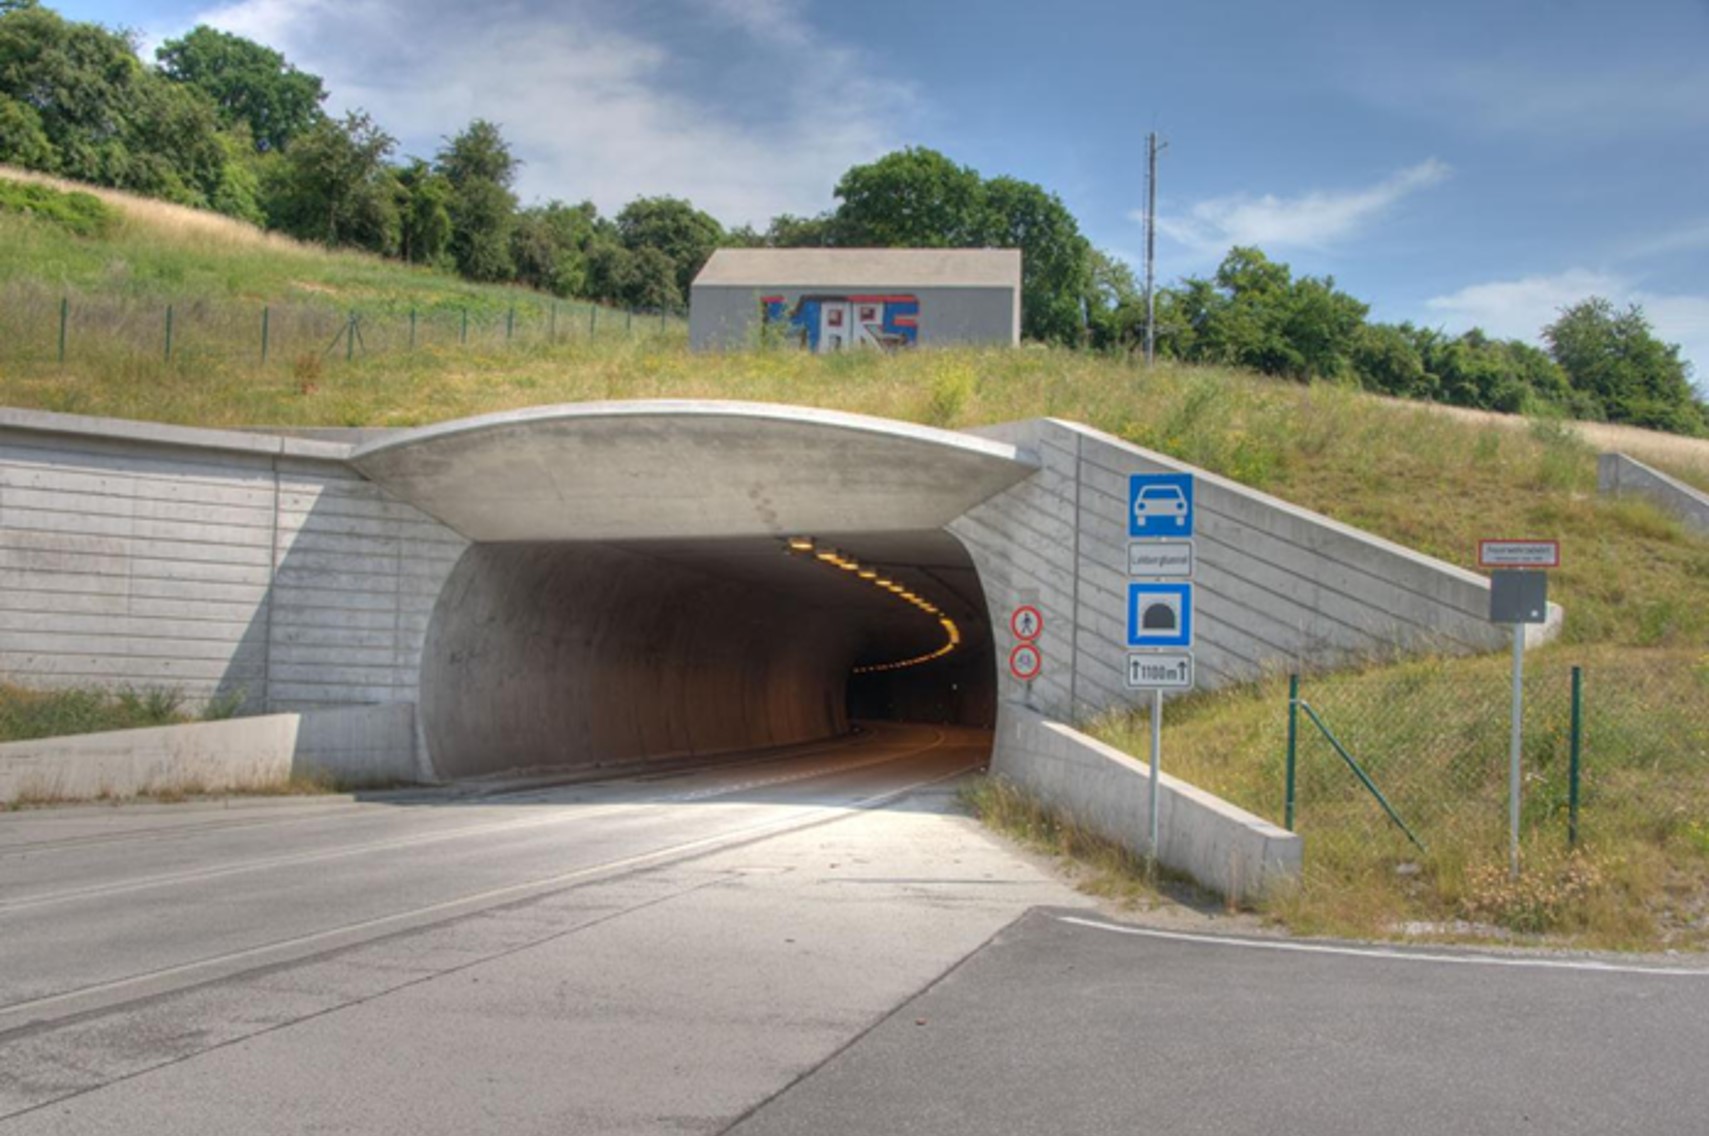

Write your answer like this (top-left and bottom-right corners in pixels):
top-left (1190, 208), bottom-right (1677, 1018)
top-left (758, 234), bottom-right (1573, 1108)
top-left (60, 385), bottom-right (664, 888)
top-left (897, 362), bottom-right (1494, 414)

top-left (2, 174), bottom-right (1707, 946)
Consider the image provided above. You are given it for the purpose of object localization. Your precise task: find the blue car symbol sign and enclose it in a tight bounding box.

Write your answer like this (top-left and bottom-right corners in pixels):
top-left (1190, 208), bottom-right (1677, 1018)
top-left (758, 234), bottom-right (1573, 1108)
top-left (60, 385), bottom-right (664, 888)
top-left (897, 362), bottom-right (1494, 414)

top-left (1129, 473), bottom-right (1194, 538)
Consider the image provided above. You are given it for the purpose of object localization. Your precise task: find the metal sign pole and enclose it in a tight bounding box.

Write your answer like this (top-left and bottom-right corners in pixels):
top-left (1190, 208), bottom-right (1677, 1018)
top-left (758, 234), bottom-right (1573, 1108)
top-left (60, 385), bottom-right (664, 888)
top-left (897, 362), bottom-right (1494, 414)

top-left (1508, 622), bottom-right (1525, 878)
top-left (1149, 688), bottom-right (1162, 857)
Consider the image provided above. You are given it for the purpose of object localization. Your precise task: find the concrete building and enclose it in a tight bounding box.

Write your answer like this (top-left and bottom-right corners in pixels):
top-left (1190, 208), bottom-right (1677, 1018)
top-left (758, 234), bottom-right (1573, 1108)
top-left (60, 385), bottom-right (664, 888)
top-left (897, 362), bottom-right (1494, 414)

top-left (689, 248), bottom-right (1021, 352)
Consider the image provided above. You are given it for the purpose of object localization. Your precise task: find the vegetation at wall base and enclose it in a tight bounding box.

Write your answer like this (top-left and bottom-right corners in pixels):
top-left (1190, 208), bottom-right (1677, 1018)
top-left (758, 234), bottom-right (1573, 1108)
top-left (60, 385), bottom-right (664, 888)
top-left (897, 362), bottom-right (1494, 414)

top-left (0, 683), bottom-right (244, 744)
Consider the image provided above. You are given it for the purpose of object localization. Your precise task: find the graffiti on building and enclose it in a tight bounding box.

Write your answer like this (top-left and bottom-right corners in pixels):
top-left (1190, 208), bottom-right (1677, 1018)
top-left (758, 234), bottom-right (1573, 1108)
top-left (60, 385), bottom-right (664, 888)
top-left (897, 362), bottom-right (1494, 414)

top-left (761, 294), bottom-right (920, 353)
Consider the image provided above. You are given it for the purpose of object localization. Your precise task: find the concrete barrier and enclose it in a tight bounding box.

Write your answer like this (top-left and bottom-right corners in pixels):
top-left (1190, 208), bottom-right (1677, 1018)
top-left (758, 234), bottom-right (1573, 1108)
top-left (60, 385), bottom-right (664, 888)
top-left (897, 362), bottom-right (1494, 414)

top-left (0, 702), bottom-right (419, 805)
top-left (991, 705), bottom-right (1301, 903)
top-left (1599, 452), bottom-right (1709, 535)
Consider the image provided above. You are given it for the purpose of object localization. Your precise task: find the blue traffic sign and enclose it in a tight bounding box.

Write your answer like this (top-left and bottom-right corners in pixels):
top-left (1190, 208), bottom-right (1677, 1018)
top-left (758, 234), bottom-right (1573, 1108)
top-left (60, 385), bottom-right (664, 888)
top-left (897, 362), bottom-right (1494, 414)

top-left (1127, 582), bottom-right (1194, 648)
top-left (1129, 473), bottom-right (1194, 538)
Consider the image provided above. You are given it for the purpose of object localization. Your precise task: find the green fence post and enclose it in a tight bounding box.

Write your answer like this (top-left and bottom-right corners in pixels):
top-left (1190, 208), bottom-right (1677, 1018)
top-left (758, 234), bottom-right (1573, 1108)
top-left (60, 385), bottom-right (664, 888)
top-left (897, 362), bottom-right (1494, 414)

top-left (58, 297), bottom-right (68, 364)
top-left (661, 308), bottom-right (667, 333)
top-left (461, 308), bottom-right (469, 345)
top-left (507, 305), bottom-right (515, 343)
top-left (1286, 673), bottom-right (1299, 831)
top-left (164, 304), bottom-right (174, 362)
top-left (409, 308), bottom-right (417, 350)
top-left (1568, 665), bottom-right (1583, 850)
top-left (346, 311), bottom-right (356, 362)
top-left (550, 302), bottom-right (557, 344)
top-left (590, 305), bottom-right (597, 336)
top-left (261, 306), bottom-right (270, 364)
top-left (626, 308), bottom-right (633, 335)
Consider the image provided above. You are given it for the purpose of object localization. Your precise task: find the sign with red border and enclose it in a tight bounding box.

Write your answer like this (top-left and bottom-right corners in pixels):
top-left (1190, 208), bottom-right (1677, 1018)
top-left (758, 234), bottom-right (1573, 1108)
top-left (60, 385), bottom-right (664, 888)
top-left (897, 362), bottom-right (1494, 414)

top-left (1009, 642), bottom-right (1043, 682)
top-left (1478, 540), bottom-right (1560, 569)
top-left (1010, 605), bottom-right (1043, 641)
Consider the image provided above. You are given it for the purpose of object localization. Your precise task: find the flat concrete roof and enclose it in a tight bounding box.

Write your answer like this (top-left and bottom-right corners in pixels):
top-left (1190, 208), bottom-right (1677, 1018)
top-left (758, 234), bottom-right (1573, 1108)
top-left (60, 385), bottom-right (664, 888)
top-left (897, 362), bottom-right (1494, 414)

top-left (348, 400), bottom-right (1037, 542)
top-left (692, 248), bottom-right (1021, 290)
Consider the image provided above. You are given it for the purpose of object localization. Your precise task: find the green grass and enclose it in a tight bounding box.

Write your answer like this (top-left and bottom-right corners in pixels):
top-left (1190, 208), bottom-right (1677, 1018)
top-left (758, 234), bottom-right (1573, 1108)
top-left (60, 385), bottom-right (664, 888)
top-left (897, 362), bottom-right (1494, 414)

top-left (0, 683), bottom-right (246, 744)
top-left (2, 173), bottom-right (1708, 936)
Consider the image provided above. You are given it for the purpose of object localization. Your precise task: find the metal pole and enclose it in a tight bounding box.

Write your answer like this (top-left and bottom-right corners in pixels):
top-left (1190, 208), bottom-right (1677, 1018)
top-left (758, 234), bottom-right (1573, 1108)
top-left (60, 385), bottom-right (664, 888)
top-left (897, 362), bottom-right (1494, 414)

top-left (460, 308), bottom-right (468, 345)
top-left (626, 308), bottom-right (633, 335)
top-left (1149, 688), bottom-right (1163, 857)
top-left (261, 306), bottom-right (270, 364)
top-left (590, 305), bottom-right (597, 336)
top-left (164, 305), bottom-right (173, 362)
top-left (1509, 623), bottom-right (1525, 877)
top-left (507, 305), bottom-right (515, 342)
top-left (550, 302), bottom-right (557, 343)
top-left (58, 297), bottom-right (67, 364)
top-left (409, 308), bottom-right (417, 350)
top-left (1568, 665), bottom-right (1583, 850)
top-left (1285, 673), bottom-right (1299, 830)
top-left (1144, 131), bottom-right (1159, 366)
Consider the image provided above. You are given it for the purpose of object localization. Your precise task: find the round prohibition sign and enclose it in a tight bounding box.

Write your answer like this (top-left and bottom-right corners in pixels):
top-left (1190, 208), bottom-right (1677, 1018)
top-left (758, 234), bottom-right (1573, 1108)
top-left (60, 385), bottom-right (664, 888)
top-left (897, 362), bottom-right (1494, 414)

top-left (1010, 605), bottom-right (1044, 641)
top-left (1009, 642), bottom-right (1043, 682)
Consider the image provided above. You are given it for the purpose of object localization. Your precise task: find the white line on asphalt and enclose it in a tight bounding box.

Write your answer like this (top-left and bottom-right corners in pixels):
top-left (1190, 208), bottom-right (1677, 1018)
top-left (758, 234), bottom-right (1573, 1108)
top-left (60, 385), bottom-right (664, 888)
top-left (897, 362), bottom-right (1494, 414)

top-left (0, 749), bottom-right (978, 1030)
top-left (1056, 916), bottom-right (1709, 977)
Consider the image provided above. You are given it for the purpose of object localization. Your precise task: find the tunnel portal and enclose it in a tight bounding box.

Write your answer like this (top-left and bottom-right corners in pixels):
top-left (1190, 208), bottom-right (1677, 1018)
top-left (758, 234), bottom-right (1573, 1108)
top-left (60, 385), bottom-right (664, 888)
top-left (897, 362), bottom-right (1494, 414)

top-left (349, 402), bottom-right (1033, 779)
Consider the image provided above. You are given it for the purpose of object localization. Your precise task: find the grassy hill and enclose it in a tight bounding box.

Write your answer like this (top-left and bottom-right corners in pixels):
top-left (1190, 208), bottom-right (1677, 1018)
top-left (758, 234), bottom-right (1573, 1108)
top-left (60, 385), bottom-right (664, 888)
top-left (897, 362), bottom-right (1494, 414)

top-left (3, 170), bottom-right (1708, 948)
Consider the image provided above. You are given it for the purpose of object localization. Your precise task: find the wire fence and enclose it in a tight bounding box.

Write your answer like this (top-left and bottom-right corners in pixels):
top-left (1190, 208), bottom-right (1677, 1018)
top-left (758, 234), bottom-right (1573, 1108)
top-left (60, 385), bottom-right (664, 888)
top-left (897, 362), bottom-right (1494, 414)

top-left (1282, 656), bottom-right (1709, 872)
top-left (0, 287), bottom-right (687, 371)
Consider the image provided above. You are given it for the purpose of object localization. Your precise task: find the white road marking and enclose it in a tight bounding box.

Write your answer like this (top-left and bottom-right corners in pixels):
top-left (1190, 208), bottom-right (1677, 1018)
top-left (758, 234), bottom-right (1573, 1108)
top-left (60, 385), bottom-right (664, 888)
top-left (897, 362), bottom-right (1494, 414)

top-left (1056, 916), bottom-right (1709, 977)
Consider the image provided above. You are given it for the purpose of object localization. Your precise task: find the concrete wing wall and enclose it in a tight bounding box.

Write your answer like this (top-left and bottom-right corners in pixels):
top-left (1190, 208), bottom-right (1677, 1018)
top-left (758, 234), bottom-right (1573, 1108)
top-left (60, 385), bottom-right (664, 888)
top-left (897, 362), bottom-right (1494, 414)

top-left (951, 418), bottom-right (1554, 724)
top-left (0, 412), bottom-right (465, 714)
top-left (1598, 452), bottom-right (1709, 534)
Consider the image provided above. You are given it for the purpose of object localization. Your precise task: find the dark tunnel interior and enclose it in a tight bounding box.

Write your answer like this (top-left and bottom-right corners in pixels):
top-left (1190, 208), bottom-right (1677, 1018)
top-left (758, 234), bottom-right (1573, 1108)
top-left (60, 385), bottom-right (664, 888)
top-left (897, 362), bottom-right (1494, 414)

top-left (418, 530), bottom-right (996, 779)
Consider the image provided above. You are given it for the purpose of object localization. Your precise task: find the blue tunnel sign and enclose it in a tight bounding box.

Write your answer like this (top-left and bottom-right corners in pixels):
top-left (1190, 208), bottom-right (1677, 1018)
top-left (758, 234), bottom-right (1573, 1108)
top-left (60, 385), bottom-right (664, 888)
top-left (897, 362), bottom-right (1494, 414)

top-left (1127, 582), bottom-right (1194, 649)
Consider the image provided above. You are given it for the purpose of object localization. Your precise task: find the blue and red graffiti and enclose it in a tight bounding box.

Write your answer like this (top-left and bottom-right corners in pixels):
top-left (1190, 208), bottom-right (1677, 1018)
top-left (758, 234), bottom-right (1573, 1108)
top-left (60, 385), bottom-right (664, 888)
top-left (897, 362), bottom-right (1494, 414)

top-left (761, 294), bottom-right (920, 353)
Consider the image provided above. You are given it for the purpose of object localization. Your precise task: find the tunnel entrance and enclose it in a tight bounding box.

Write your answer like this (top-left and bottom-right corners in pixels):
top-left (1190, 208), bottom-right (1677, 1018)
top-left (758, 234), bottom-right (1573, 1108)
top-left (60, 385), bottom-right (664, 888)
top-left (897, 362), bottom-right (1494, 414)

top-left (419, 530), bottom-right (996, 779)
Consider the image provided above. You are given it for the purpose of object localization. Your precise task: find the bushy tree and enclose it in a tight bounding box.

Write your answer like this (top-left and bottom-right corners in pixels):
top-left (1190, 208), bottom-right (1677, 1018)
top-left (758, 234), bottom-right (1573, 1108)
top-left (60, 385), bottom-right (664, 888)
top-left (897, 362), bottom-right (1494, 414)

top-left (155, 25), bottom-right (325, 153)
top-left (394, 158), bottom-right (452, 266)
top-left (1545, 298), bottom-right (1705, 434)
top-left (265, 109), bottom-right (395, 249)
top-left (615, 195), bottom-right (722, 299)
top-left (979, 175), bottom-right (1093, 344)
top-left (437, 119), bottom-right (517, 282)
top-left (511, 199), bottom-right (599, 296)
top-left (833, 147), bottom-right (986, 247)
top-left (1163, 248), bottom-right (1366, 380)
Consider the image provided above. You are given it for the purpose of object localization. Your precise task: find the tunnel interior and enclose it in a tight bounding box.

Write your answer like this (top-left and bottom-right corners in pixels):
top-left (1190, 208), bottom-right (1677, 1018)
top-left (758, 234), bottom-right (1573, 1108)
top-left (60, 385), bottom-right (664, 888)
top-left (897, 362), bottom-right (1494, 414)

top-left (419, 529), bottom-right (996, 779)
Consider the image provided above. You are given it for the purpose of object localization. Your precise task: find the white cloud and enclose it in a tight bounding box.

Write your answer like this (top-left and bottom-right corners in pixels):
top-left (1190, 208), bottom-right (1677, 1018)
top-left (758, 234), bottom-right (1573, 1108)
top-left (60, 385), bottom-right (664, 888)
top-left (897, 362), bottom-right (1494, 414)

top-left (1406, 62), bottom-right (1709, 139)
top-left (1151, 159), bottom-right (1449, 255)
top-left (188, 0), bottom-right (912, 225)
top-left (1425, 270), bottom-right (1709, 386)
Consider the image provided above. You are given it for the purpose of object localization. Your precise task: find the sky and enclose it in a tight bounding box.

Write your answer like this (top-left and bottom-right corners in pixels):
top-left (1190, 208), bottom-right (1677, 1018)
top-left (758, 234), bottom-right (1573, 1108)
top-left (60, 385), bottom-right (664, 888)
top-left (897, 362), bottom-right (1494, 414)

top-left (55, 0), bottom-right (1709, 384)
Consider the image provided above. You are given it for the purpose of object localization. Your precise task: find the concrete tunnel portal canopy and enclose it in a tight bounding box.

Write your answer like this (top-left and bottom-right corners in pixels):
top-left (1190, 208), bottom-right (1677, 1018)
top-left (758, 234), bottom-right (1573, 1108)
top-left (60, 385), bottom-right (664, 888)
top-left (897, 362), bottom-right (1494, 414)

top-left (349, 402), bottom-right (1037, 778)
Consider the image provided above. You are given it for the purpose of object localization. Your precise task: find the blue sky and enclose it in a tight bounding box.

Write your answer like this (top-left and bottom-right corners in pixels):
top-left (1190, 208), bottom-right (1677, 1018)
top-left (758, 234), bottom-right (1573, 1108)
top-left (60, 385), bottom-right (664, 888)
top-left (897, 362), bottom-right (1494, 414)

top-left (57, 0), bottom-right (1709, 380)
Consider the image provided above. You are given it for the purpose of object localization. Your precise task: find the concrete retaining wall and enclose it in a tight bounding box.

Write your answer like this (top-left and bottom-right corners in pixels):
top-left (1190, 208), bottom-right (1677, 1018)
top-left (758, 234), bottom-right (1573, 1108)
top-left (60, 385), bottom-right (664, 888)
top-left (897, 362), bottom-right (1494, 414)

top-left (992, 706), bottom-right (1300, 902)
top-left (0, 409), bottom-right (467, 713)
top-left (0, 702), bottom-right (420, 804)
top-left (953, 418), bottom-right (1561, 723)
top-left (1599, 452), bottom-right (1709, 535)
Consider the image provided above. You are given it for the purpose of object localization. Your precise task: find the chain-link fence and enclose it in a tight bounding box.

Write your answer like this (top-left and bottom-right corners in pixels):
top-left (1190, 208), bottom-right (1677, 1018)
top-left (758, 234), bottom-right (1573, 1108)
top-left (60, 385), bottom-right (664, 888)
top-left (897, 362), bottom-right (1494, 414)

top-left (0, 287), bottom-right (686, 371)
top-left (1282, 654), bottom-right (1709, 877)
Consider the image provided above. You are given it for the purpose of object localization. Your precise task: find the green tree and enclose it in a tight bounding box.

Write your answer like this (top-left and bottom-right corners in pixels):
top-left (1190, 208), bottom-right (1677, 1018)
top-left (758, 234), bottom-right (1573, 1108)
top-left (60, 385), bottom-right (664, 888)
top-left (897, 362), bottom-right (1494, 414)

top-left (155, 25), bottom-right (325, 153)
top-left (1351, 323), bottom-right (1431, 399)
top-left (395, 158), bottom-right (452, 266)
top-left (1166, 248), bottom-right (1366, 380)
top-left (265, 109), bottom-right (395, 248)
top-left (1544, 298), bottom-right (1705, 434)
top-left (615, 195), bottom-right (723, 300)
top-left (0, 92), bottom-right (53, 169)
top-left (764, 211), bottom-right (835, 247)
top-left (980, 175), bottom-right (1093, 344)
top-left (833, 147), bottom-right (986, 247)
top-left (512, 200), bottom-right (599, 296)
top-left (437, 119), bottom-right (517, 282)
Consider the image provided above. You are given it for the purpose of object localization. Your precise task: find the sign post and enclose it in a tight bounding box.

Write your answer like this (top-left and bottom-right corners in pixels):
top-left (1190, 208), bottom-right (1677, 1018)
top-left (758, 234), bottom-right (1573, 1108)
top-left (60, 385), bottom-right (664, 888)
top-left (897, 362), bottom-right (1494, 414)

top-left (1127, 473), bottom-right (1197, 858)
top-left (1479, 540), bottom-right (1558, 878)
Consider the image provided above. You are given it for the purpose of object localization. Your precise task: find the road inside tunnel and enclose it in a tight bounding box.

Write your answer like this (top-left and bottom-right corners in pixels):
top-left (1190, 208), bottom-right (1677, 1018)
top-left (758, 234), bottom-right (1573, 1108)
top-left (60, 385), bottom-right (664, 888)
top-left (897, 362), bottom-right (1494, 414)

top-left (419, 529), bottom-right (996, 780)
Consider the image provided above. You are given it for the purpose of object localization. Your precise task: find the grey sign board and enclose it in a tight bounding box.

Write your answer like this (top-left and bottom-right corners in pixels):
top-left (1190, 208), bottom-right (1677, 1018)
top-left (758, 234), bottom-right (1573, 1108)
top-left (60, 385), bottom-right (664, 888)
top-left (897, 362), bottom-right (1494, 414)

top-left (1489, 569), bottom-right (1549, 624)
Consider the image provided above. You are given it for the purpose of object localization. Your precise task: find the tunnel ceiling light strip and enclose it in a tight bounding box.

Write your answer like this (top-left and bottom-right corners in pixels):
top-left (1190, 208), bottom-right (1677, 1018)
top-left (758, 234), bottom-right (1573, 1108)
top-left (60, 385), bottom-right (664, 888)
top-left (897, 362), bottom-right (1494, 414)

top-left (782, 536), bottom-right (961, 675)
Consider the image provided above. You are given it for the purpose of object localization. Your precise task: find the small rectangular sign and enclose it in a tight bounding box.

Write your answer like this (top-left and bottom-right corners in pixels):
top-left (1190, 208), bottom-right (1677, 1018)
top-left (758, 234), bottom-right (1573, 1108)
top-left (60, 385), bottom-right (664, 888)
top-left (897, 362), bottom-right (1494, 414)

top-left (1128, 540), bottom-right (1194, 578)
top-left (1127, 582), bottom-right (1194, 649)
top-left (1126, 652), bottom-right (1194, 691)
top-left (1129, 473), bottom-right (1195, 538)
top-left (1489, 569), bottom-right (1550, 625)
top-left (1478, 540), bottom-right (1560, 569)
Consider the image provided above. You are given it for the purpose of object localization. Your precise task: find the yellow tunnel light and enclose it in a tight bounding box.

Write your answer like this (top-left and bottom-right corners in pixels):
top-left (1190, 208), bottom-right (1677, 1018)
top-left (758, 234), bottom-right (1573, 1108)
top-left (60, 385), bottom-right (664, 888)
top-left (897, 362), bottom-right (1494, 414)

top-left (787, 536), bottom-right (815, 553)
top-left (858, 569), bottom-right (877, 580)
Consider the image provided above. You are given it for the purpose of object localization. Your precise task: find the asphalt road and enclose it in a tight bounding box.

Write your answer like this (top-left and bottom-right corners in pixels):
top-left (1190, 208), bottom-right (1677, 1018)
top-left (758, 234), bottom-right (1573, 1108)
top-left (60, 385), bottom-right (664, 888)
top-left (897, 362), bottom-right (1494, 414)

top-left (730, 908), bottom-right (1709, 1136)
top-left (0, 722), bottom-right (1091, 1134)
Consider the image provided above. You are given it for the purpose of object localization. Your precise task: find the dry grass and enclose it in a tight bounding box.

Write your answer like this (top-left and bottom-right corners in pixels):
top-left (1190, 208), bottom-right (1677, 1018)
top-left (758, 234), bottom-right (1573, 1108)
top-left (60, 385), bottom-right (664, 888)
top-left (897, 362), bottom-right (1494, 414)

top-left (0, 163), bottom-right (329, 257)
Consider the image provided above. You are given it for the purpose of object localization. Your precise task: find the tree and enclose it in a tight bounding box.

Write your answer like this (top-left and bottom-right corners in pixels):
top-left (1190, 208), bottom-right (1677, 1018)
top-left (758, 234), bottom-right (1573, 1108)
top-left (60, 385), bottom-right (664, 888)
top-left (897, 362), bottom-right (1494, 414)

top-left (615, 195), bottom-right (722, 300)
top-left (980, 175), bottom-right (1093, 344)
top-left (1164, 248), bottom-right (1366, 380)
top-left (265, 109), bottom-right (395, 248)
top-left (155, 26), bottom-right (325, 153)
top-left (511, 199), bottom-right (599, 296)
top-left (764, 211), bottom-right (836, 247)
top-left (833, 147), bottom-right (986, 247)
top-left (437, 119), bottom-right (517, 282)
top-left (395, 159), bottom-right (452, 266)
top-left (1544, 298), bottom-right (1705, 434)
